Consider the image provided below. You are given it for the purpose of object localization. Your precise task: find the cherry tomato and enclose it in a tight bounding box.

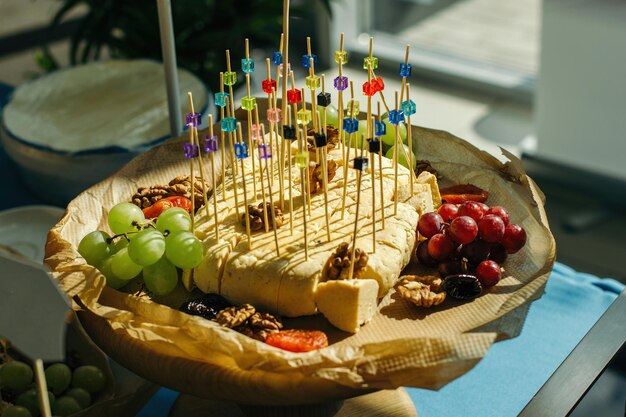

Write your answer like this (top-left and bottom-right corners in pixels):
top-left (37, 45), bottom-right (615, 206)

top-left (142, 196), bottom-right (192, 219)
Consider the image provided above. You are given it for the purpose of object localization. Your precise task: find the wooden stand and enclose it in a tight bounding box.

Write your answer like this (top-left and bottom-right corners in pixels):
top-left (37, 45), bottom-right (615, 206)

top-left (169, 388), bottom-right (417, 417)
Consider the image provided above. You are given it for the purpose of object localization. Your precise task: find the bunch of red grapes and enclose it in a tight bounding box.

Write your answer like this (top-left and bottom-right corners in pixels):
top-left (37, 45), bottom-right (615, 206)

top-left (416, 201), bottom-right (527, 289)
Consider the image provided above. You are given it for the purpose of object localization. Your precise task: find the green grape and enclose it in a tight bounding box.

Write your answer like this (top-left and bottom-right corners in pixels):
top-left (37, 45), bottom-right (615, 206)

top-left (65, 388), bottom-right (91, 409)
top-left (107, 203), bottom-right (144, 235)
top-left (110, 247), bottom-right (142, 280)
top-left (110, 238), bottom-right (129, 254)
top-left (77, 231), bottom-right (111, 266)
top-left (128, 229), bottom-right (166, 266)
top-left (1, 406), bottom-right (33, 417)
top-left (165, 231), bottom-right (204, 269)
top-left (318, 104), bottom-right (338, 128)
top-left (44, 363), bottom-right (71, 395)
top-left (386, 144), bottom-right (417, 170)
top-left (380, 119), bottom-right (407, 147)
top-left (97, 257), bottom-right (127, 290)
top-left (52, 397), bottom-right (82, 416)
top-left (71, 366), bottom-right (105, 394)
top-left (0, 361), bottom-right (33, 391)
top-left (15, 389), bottom-right (55, 417)
top-left (156, 208), bottom-right (192, 234)
top-left (143, 257), bottom-right (179, 296)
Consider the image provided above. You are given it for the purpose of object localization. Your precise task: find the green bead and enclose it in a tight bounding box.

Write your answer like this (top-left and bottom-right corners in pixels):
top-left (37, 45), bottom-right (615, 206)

top-left (334, 50), bottom-right (348, 65)
top-left (295, 152), bottom-right (309, 169)
top-left (305, 75), bottom-right (320, 90)
top-left (224, 71), bottom-right (237, 86)
top-left (363, 56), bottom-right (378, 70)
top-left (296, 109), bottom-right (312, 125)
top-left (344, 100), bottom-right (360, 118)
top-left (241, 96), bottom-right (256, 111)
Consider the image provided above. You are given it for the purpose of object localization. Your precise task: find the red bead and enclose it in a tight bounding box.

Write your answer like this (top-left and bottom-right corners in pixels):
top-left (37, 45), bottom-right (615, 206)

top-left (262, 79), bottom-right (277, 94)
top-left (372, 76), bottom-right (385, 93)
top-left (362, 80), bottom-right (376, 96)
top-left (287, 88), bottom-right (302, 104)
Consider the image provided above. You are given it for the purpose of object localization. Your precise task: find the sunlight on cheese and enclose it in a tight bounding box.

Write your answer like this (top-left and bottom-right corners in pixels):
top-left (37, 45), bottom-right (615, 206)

top-left (315, 279), bottom-right (379, 333)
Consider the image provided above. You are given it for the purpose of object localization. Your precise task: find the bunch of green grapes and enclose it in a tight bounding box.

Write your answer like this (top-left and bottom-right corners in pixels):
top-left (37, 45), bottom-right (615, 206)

top-left (77, 203), bottom-right (203, 296)
top-left (0, 358), bottom-right (106, 417)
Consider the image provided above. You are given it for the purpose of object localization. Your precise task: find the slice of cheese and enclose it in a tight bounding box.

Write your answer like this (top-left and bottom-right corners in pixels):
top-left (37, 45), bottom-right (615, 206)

top-left (315, 279), bottom-right (379, 333)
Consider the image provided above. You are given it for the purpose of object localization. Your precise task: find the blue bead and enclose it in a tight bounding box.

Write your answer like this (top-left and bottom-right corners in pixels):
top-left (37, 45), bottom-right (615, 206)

top-left (302, 54), bottom-right (318, 68)
top-left (374, 120), bottom-right (386, 136)
top-left (401, 99), bottom-right (416, 117)
top-left (235, 142), bottom-right (249, 159)
top-left (241, 58), bottom-right (255, 73)
top-left (388, 110), bottom-right (405, 125)
top-left (399, 63), bottom-right (412, 77)
top-left (272, 51), bottom-right (283, 65)
top-left (221, 117), bottom-right (237, 133)
top-left (342, 118), bottom-right (358, 134)
top-left (214, 92), bottom-right (229, 108)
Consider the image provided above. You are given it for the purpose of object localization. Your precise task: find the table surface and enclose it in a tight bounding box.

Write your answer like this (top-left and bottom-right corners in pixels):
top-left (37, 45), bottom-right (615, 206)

top-left (1, 81), bottom-right (624, 417)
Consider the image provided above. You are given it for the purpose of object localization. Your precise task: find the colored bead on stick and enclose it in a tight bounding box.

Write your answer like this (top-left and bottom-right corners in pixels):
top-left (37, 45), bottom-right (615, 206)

top-left (277, 63), bottom-right (291, 76)
top-left (221, 117), bottom-right (237, 132)
top-left (345, 100), bottom-right (360, 118)
top-left (204, 135), bottom-right (218, 152)
top-left (334, 50), bottom-right (348, 65)
top-left (272, 51), bottom-right (283, 65)
top-left (301, 54), bottom-right (318, 68)
top-left (367, 138), bottom-right (381, 153)
top-left (305, 75), bottom-right (320, 90)
top-left (297, 109), bottom-right (312, 125)
top-left (267, 108), bottom-right (282, 123)
top-left (343, 118), bottom-right (358, 133)
top-left (183, 143), bottom-right (199, 159)
top-left (388, 110), bottom-right (405, 125)
top-left (283, 125), bottom-right (296, 139)
top-left (372, 76), bottom-right (385, 93)
top-left (353, 157), bottom-right (369, 171)
top-left (374, 120), bottom-right (386, 136)
top-left (362, 80), bottom-right (376, 97)
top-left (363, 56), bottom-right (378, 70)
top-left (241, 96), bottom-right (256, 111)
top-left (241, 58), bottom-right (255, 73)
top-left (399, 63), bottom-right (412, 77)
top-left (317, 92), bottom-right (331, 107)
top-left (224, 71), bottom-right (237, 86)
top-left (214, 92), bottom-right (229, 108)
top-left (314, 133), bottom-right (328, 147)
top-left (262, 79), bottom-right (277, 94)
top-left (334, 76), bottom-right (348, 91)
top-left (251, 124), bottom-right (262, 141)
top-left (258, 144), bottom-right (272, 159)
top-left (287, 89), bottom-right (302, 104)
top-left (295, 151), bottom-right (309, 169)
top-left (401, 99), bottom-right (416, 116)
top-left (235, 142), bottom-right (249, 159)
top-left (186, 112), bottom-right (201, 127)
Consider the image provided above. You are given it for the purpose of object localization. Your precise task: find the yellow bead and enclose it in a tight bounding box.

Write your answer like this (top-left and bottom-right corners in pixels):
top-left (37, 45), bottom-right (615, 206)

top-left (305, 75), bottom-right (320, 90)
top-left (297, 109), bottom-right (312, 125)
top-left (334, 50), bottom-right (348, 65)
top-left (295, 151), bottom-right (309, 169)
top-left (344, 100), bottom-right (360, 118)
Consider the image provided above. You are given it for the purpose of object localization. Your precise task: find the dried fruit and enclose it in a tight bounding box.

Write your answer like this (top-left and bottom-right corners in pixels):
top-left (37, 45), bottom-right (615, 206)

top-left (442, 274), bottom-right (482, 300)
top-left (142, 196), bottom-right (192, 219)
top-left (180, 294), bottom-right (233, 320)
top-left (440, 184), bottom-right (489, 204)
top-left (265, 330), bottom-right (328, 352)
top-left (414, 160), bottom-right (440, 179)
top-left (325, 242), bottom-right (368, 280)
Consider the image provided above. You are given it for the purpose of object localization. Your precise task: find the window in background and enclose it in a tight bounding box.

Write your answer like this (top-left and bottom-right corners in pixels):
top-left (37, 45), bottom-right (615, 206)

top-left (330, 0), bottom-right (540, 100)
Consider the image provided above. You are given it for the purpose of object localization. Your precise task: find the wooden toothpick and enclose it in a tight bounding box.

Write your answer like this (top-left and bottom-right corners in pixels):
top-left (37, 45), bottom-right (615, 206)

top-left (254, 106), bottom-right (270, 233)
top-left (261, 124), bottom-right (281, 256)
top-left (377, 102), bottom-right (386, 230)
top-left (186, 92), bottom-right (197, 231)
top-left (226, 97), bottom-right (241, 222)
top-left (208, 115), bottom-right (220, 241)
top-left (244, 73), bottom-right (258, 197)
top-left (237, 123), bottom-right (253, 249)
top-left (393, 91), bottom-right (399, 216)
top-left (406, 83), bottom-right (415, 196)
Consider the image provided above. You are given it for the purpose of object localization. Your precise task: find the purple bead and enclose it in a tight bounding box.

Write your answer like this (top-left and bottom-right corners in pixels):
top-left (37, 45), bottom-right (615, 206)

top-left (374, 120), bottom-right (386, 137)
top-left (183, 143), bottom-right (199, 159)
top-left (185, 112), bottom-right (201, 127)
top-left (334, 76), bottom-right (348, 91)
top-left (258, 144), bottom-right (272, 159)
top-left (234, 142), bottom-right (249, 159)
top-left (204, 135), bottom-right (218, 152)
top-left (388, 110), bottom-right (405, 125)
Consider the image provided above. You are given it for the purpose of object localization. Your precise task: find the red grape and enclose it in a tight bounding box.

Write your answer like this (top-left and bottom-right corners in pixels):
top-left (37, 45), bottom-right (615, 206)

top-left (457, 201), bottom-right (486, 222)
top-left (449, 216), bottom-right (478, 244)
top-left (502, 224), bottom-right (527, 254)
top-left (418, 212), bottom-right (444, 239)
top-left (437, 204), bottom-right (459, 222)
top-left (428, 233), bottom-right (455, 260)
top-left (489, 244), bottom-right (508, 264)
top-left (487, 206), bottom-right (510, 225)
top-left (416, 240), bottom-right (438, 266)
top-left (476, 260), bottom-right (502, 287)
top-left (478, 214), bottom-right (506, 243)
top-left (476, 202), bottom-right (490, 213)
top-left (462, 239), bottom-right (491, 264)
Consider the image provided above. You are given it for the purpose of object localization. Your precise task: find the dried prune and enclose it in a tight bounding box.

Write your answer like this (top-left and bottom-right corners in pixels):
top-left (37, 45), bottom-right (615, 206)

top-left (180, 294), bottom-right (233, 320)
top-left (442, 274), bottom-right (482, 300)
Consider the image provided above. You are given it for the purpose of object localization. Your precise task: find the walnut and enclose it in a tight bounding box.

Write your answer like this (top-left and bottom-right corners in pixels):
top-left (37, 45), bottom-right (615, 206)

top-left (234, 325), bottom-right (273, 342)
top-left (414, 160), bottom-right (440, 179)
top-left (306, 125), bottom-right (340, 151)
top-left (248, 312), bottom-right (283, 332)
top-left (396, 275), bottom-right (446, 308)
top-left (215, 304), bottom-right (256, 328)
top-left (308, 159), bottom-right (338, 194)
top-left (325, 242), bottom-right (369, 280)
top-left (242, 202), bottom-right (284, 232)
top-left (131, 175), bottom-right (210, 209)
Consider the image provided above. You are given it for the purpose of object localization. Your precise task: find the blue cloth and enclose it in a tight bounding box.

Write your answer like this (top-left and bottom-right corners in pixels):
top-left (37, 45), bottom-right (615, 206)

top-left (133, 263), bottom-right (623, 417)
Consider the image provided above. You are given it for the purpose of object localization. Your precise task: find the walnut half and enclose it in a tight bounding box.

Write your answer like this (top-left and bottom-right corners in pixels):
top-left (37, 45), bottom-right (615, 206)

top-left (396, 275), bottom-right (446, 308)
top-left (308, 159), bottom-right (338, 194)
top-left (324, 242), bottom-right (369, 280)
top-left (242, 202), bottom-right (285, 232)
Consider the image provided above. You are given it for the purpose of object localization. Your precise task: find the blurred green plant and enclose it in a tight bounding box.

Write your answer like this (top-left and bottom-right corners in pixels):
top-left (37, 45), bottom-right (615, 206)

top-left (40, 0), bottom-right (332, 92)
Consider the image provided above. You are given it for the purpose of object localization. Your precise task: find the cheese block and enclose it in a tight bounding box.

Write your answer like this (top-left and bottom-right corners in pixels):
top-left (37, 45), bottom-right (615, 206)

top-left (193, 135), bottom-right (440, 320)
top-left (315, 279), bottom-right (379, 333)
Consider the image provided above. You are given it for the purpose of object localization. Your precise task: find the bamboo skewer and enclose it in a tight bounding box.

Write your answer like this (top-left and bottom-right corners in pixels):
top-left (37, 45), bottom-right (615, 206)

top-left (406, 83), bottom-right (415, 196)
top-left (186, 93), bottom-right (197, 231)
top-left (219, 72), bottom-right (227, 199)
top-left (254, 106), bottom-right (270, 233)
top-left (225, 97), bottom-right (241, 222)
top-left (237, 123), bottom-right (252, 249)
top-left (286, 107), bottom-right (294, 235)
top-left (261, 124), bottom-right (281, 256)
top-left (399, 45), bottom-right (411, 104)
top-left (207, 115), bottom-right (220, 241)
top-left (244, 72), bottom-right (258, 197)
top-left (320, 78), bottom-right (331, 242)
top-left (225, 51), bottom-right (239, 178)
top-left (273, 90), bottom-right (285, 211)
top-left (192, 122), bottom-right (211, 221)
top-left (300, 86), bottom-right (312, 218)
top-left (337, 33), bottom-right (347, 201)
top-left (377, 102), bottom-right (386, 230)
top-left (297, 125), bottom-right (309, 261)
top-left (348, 136), bottom-right (366, 281)
top-left (393, 91), bottom-right (400, 216)
top-left (265, 59), bottom-right (276, 186)
top-left (341, 81), bottom-right (356, 219)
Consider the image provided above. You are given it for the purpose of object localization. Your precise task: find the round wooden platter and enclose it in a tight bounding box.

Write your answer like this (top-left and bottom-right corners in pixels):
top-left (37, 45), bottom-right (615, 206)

top-left (50, 97), bottom-right (555, 408)
top-left (169, 388), bottom-right (417, 417)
